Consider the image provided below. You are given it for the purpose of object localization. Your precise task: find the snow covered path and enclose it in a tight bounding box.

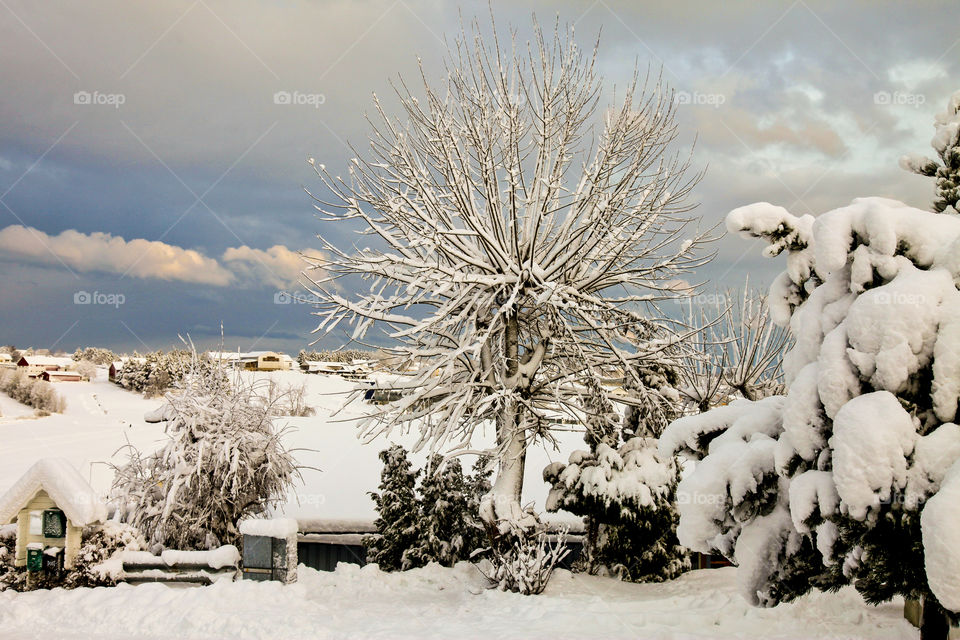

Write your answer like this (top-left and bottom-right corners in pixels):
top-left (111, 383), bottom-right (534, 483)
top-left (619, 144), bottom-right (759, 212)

top-left (0, 565), bottom-right (916, 639)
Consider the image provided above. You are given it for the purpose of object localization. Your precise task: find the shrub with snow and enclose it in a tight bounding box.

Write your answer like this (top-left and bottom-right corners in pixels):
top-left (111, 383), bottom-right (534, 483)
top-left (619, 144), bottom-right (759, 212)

top-left (112, 356), bottom-right (300, 552)
top-left (364, 445), bottom-right (421, 571)
top-left (545, 437), bottom-right (688, 582)
top-left (660, 195), bottom-right (960, 635)
top-left (482, 519), bottom-right (569, 596)
top-left (0, 369), bottom-right (65, 413)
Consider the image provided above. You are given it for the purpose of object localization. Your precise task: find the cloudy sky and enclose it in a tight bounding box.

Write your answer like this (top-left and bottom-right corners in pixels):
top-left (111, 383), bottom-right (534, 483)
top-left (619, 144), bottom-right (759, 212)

top-left (0, 0), bottom-right (957, 354)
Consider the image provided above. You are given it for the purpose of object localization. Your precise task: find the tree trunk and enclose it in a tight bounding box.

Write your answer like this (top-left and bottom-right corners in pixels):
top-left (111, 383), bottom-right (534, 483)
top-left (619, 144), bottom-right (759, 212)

top-left (921, 593), bottom-right (951, 640)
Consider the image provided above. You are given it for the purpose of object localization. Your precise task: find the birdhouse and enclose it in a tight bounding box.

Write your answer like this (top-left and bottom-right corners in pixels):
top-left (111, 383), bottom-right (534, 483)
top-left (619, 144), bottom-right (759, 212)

top-left (0, 459), bottom-right (108, 572)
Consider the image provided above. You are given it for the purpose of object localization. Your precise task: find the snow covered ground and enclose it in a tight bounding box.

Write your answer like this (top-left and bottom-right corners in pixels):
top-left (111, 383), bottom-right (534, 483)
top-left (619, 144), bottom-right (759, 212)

top-left (0, 368), bottom-right (583, 523)
top-left (0, 564), bottom-right (916, 640)
top-left (0, 369), bottom-right (922, 638)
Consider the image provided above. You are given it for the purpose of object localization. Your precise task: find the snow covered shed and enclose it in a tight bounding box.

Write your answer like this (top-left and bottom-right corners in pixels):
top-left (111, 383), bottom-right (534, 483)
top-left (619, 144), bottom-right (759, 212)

top-left (0, 459), bottom-right (108, 569)
top-left (39, 370), bottom-right (83, 382)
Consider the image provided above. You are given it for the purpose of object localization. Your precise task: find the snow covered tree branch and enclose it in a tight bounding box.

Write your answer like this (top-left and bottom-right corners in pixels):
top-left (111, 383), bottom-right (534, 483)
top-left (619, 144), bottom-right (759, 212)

top-left (901, 90), bottom-right (960, 215)
top-left (304, 18), bottom-right (713, 534)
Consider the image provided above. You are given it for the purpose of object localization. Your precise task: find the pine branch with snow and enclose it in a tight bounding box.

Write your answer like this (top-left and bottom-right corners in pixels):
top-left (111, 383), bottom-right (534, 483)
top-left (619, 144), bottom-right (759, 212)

top-left (901, 90), bottom-right (960, 215)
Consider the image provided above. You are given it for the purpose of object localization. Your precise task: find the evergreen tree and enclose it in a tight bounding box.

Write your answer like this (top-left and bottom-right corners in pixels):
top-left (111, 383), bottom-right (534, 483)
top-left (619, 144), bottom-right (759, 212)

top-left (663, 191), bottom-right (960, 639)
top-left (405, 455), bottom-right (474, 568)
top-left (544, 363), bottom-right (689, 582)
top-left (901, 90), bottom-right (960, 214)
top-left (364, 445), bottom-right (420, 571)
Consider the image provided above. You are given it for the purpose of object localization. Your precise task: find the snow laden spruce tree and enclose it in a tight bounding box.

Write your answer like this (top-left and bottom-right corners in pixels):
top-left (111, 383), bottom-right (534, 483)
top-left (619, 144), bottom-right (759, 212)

top-left (661, 190), bottom-right (960, 636)
top-left (112, 351), bottom-right (300, 552)
top-left (901, 90), bottom-right (960, 215)
top-left (304, 18), bottom-right (710, 575)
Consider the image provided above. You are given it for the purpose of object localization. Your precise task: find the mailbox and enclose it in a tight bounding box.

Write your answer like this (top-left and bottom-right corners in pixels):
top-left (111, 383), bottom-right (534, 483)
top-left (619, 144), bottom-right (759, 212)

top-left (42, 509), bottom-right (66, 539)
top-left (26, 545), bottom-right (43, 572)
top-left (42, 547), bottom-right (63, 576)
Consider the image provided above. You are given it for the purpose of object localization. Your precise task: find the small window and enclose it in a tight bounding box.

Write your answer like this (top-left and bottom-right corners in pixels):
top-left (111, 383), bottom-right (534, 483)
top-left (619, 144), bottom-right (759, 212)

top-left (28, 511), bottom-right (42, 536)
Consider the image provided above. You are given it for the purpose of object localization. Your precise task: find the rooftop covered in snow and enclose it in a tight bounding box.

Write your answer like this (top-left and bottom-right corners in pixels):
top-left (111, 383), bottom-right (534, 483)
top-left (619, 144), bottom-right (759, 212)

top-left (0, 458), bottom-right (108, 526)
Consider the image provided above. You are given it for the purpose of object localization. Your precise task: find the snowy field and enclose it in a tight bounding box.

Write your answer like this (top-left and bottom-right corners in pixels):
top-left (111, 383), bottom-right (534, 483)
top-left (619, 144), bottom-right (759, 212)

top-left (0, 368), bottom-right (583, 523)
top-left (0, 564), bottom-right (916, 640)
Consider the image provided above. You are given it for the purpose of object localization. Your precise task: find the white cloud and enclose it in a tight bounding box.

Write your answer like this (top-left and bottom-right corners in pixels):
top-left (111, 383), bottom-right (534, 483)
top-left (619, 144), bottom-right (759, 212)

top-left (0, 225), bottom-right (315, 288)
top-left (222, 244), bottom-right (313, 289)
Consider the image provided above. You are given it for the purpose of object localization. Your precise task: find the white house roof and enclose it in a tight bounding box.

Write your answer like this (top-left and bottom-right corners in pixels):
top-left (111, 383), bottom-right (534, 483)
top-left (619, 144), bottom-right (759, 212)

top-left (18, 356), bottom-right (74, 367)
top-left (0, 458), bottom-right (108, 526)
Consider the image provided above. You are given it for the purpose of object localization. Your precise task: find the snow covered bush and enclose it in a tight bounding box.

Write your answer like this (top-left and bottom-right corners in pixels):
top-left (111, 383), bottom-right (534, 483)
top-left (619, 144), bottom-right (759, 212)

top-left (75, 360), bottom-right (98, 381)
top-left (544, 437), bottom-right (688, 582)
top-left (660, 196), bottom-right (960, 636)
top-left (263, 379), bottom-right (315, 417)
top-left (901, 90), bottom-right (960, 215)
top-left (544, 362), bottom-right (689, 581)
top-left (112, 354), bottom-right (300, 552)
top-left (304, 17), bottom-right (711, 542)
top-left (0, 369), bottom-right (65, 413)
top-left (483, 519), bottom-right (569, 595)
top-left (366, 447), bottom-right (491, 571)
top-left (405, 455), bottom-right (490, 568)
top-left (62, 522), bottom-right (147, 589)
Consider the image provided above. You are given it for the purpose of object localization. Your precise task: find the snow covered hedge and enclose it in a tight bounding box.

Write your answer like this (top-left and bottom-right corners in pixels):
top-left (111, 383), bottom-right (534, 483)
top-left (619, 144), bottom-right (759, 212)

top-left (0, 369), bottom-right (65, 413)
top-left (660, 196), bottom-right (960, 617)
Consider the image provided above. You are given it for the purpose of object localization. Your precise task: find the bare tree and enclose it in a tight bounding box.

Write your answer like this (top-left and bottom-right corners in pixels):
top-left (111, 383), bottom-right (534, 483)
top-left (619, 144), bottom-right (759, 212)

top-left (676, 285), bottom-right (790, 413)
top-left (305, 18), bottom-right (712, 534)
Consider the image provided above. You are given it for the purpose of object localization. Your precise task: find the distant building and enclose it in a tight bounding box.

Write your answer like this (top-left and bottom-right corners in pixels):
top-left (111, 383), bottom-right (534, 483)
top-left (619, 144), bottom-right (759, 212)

top-left (16, 356), bottom-right (75, 378)
top-left (208, 351), bottom-right (293, 372)
top-left (39, 370), bottom-right (83, 383)
top-left (301, 360), bottom-right (372, 380)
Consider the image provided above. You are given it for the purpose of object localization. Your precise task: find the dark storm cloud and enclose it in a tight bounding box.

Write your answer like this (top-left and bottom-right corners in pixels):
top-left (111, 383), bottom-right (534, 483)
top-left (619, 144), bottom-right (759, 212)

top-left (0, 0), bottom-right (957, 350)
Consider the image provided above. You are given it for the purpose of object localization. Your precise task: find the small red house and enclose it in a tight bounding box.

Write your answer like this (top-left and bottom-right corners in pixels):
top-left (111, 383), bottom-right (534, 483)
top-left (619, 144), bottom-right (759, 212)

top-left (39, 370), bottom-right (82, 382)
